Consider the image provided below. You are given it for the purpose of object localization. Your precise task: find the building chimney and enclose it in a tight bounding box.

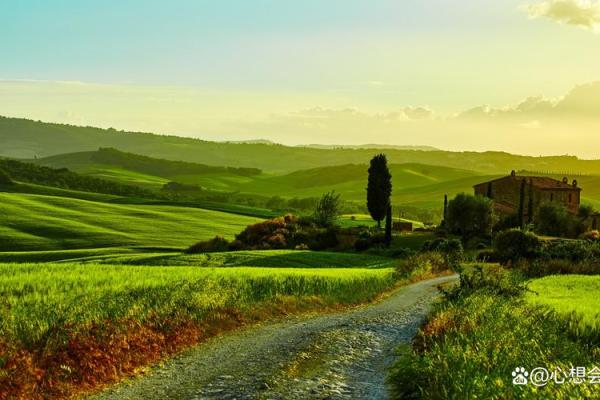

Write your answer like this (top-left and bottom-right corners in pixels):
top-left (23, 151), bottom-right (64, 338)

top-left (573, 179), bottom-right (578, 188)
top-left (562, 177), bottom-right (568, 184)
top-left (510, 170), bottom-right (516, 177)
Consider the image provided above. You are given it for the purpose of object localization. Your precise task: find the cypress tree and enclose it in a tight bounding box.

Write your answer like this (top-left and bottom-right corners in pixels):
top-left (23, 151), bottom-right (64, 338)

top-left (527, 179), bottom-right (534, 224)
top-left (367, 154), bottom-right (392, 228)
top-left (385, 204), bottom-right (392, 247)
top-left (518, 178), bottom-right (526, 229)
top-left (443, 194), bottom-right (448, 226)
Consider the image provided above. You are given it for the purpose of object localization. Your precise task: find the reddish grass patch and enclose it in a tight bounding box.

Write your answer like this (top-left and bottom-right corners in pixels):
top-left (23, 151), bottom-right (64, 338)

top-left (0, 296), bottom-right (342, 400)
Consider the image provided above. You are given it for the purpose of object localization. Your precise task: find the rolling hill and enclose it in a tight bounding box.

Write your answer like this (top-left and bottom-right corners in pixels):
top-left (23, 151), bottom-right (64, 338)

top-left (32, 148), bottom-right (485, 201)
top-left (0, 191), bottom-right (261, 251)
top-left (5, 115), bottom-right (600, 174)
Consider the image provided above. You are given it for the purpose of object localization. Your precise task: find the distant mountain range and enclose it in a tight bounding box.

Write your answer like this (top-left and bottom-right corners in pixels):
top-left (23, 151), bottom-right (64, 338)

top-left (2, 115), bottom-right (600, 175)
top-left (303, 144), bottom-right (439, 151)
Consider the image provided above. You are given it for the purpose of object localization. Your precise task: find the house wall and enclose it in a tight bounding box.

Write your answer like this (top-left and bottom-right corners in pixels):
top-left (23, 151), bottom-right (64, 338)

top-left (474, 177), bottom-right (580, 217)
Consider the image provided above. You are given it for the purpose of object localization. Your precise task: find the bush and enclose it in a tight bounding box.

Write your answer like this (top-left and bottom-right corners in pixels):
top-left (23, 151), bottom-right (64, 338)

top-left (540, 239), bottom-right (600, 262)
top-left (493, 229), bottom-right (541, 264)
top-left (422, 238), bottom-right (463, 268)
top-left (475, 249), bottom-right (499, 262)
top-left (186, 236), bottom-right (230, 253)
top-left (535, 202), bottom-right (585, 238)
top-left (236, 215), bottom-right (298, 248)
top-left (516, 258), bottom-right (600, 277)
top-left (453, 264), bottom-right (527, 297)
top-left (493, 212), bottom-right (520, 232)
top-left (396, 252), bottom-right (451, 279)
top-left (446, 194), bottom-right (494, 240)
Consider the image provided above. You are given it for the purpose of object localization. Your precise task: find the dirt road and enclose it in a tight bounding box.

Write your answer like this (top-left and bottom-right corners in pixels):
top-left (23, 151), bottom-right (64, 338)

top-left (89, 275), bottom-right (457, 400)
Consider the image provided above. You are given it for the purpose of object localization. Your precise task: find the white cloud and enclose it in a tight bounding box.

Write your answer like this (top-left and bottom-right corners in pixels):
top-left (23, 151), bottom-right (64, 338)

top-left (522, 0), bottom-right (600, 31)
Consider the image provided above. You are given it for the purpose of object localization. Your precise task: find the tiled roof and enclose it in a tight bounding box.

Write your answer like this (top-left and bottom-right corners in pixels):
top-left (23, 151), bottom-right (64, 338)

top-left (474, 175), bottom-right (581, 190)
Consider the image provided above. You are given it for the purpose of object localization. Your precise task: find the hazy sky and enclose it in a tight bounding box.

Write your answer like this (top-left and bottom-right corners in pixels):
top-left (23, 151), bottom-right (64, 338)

top-left (2, 0), bottom-right (600, 156)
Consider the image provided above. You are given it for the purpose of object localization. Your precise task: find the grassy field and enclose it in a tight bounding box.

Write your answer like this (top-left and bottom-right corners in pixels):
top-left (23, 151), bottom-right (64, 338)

top-left (43, 249), bottom-right (399, 267)
top-left (0, 192), bottom-right (261, 251)
top-left (390, 267), bottom-right (600, 399)
top-left (0, 258), bottom-right (397, 399)
top-left (528, 275), bottom-right (600, 328)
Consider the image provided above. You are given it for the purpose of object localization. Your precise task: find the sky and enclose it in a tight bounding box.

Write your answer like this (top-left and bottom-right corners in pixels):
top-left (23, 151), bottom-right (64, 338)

top-left (2, 0), bottom-right (600, 157)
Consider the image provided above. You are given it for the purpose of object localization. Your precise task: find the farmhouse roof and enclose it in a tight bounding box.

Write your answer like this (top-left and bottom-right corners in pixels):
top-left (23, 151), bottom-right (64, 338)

top-left (473, 172), bottom-right (581, 191)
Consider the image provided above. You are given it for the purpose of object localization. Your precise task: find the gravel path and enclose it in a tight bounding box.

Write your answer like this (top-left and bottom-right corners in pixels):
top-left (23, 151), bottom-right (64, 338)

top-left (88, 275), bottom-right (457, 400)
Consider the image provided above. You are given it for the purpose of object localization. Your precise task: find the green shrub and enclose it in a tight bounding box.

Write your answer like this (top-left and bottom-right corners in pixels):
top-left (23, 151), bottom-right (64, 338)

top-left (493, 229), bottom-right (541, 264)
top-left (186, 236), bottom-right (230, 253)
top-left (541, 239), bottom-right (600, 262)
top-left (535, 202), bottom-right (585, 238)
top-left (475, 249), bottom-right (499, 263)
top-left (423, 238), bottom-right (464, 268)
top-left (516, 258), bottom-right (600, 277)
top-left (396, 252), bottom-right (450, 279)
top-left (446, 193), bottom-right (494, 240)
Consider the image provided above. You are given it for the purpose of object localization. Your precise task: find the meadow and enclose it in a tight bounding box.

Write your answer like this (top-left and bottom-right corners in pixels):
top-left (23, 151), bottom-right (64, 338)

top-left (528, 275), bottom-right (600, 329)
top-left (0, 192), bottom-right (261, 251)
top-left (0, 260), bottom-right (398, 399)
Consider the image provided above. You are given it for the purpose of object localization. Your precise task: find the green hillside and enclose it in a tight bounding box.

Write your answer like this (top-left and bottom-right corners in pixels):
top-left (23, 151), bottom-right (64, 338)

top-left (5, 115), bottom-right (600, 174)
top-left (34, 148), bottom-right (484, 201)
top-left (0, 192), bottom-right (261, 251)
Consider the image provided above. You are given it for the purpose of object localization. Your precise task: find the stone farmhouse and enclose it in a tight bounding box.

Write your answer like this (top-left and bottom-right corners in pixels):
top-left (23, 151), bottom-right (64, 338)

top-left (473, 170), bottom-right (581, 220)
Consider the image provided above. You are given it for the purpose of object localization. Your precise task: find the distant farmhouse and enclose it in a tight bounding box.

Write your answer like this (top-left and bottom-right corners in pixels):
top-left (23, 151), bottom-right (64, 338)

top-left (473, 170), bottom-right (581, 219)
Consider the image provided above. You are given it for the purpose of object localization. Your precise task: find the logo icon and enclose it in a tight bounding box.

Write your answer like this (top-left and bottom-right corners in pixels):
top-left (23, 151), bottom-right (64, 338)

top-left (512, 367), bottom-right (529, 385)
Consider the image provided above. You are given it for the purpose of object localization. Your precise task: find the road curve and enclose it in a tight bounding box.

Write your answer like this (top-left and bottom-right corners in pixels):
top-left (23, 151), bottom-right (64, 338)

top-left (88, 275), bottom-right (457, 400)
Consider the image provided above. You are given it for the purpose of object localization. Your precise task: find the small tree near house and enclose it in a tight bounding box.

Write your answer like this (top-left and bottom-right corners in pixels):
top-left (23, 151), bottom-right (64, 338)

top-left (446, 193), bottom-right (494, 241)
top-left (313, 191), bottom-right (341, 227)
top-left (367, 154), bottom-right (392, 228)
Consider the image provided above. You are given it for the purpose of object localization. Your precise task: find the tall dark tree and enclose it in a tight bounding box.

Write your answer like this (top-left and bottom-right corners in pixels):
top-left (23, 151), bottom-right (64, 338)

top-left (527, 179), bottom-right (534, 224)
top-left (367, 154), bottom-right (392, 228)
top-left (517, 178), bottom-right (526, 229)
top-left (385, 204), bottom-right (392, 247)
top-left (442, 194), bottom-right (448, 226)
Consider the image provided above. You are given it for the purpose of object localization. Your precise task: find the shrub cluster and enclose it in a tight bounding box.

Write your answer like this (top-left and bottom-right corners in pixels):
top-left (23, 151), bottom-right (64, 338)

top-left (187, 215), bottom-right (347, 253)
top-left (421, 238), bottom-right (463, 268)
top-left (493, 229), bottom-right (541, 264)
top-left (535, 202), bottom-right (587, 238)
top-left (395, 252), bottom-right (453, 281)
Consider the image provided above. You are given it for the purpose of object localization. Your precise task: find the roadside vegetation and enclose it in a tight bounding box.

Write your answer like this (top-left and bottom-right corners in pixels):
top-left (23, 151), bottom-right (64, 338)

top-left (0, 240), bottom-right (459, 400)
top-left (389, 265), bottom-right (600, 399)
